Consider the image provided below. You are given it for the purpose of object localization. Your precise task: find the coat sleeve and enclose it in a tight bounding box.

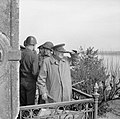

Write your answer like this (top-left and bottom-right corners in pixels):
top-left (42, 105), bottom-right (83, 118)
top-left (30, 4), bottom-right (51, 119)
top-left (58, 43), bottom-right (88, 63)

top-left (31, 52), bottom-right (39, 79)
top-left (37, 61), bottom-right (48, 95)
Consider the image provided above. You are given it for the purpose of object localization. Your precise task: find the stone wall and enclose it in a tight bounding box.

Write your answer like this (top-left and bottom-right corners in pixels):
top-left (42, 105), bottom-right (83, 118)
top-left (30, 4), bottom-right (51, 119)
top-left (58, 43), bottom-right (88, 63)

top-left (0, 0), bottom-right (19, 119)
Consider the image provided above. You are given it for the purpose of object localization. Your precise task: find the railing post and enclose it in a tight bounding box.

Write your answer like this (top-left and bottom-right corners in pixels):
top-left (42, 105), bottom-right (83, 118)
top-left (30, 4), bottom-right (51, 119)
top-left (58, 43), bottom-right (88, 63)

top-left (93, 83), bottom-right (99, 119)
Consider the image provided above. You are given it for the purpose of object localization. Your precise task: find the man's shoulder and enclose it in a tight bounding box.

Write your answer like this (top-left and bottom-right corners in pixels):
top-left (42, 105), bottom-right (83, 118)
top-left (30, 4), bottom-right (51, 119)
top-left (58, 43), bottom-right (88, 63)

top-left (44, 56), bottom-right (52, 61)
top-left (22, 48), bottom-right (31, 54)
top-left (23, 49), bottom-right (37, 58)
top-left (43, 55), bottom-right (54, 63)
top-left (63, 56), bottom-right (70, 61)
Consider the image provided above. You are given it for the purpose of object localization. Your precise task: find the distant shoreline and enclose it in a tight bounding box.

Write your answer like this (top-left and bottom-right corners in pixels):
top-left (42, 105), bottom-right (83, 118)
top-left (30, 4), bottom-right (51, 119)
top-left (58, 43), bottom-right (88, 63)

top-left (98, 51), bottom-right (120, 55)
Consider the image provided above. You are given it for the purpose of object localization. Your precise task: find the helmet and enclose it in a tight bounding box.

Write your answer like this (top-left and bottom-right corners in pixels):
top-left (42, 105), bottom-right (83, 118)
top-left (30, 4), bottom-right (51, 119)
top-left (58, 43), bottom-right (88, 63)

top-left (42, 41), bottom-right (54, 50)
top-left (25, 36), bottom-right (37, 46)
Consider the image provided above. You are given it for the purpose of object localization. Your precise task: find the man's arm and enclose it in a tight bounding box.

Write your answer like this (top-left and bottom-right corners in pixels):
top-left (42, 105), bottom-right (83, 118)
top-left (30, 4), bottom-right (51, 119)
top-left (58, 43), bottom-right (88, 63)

top-left (37, 61), bottom-right (48, 100)
top-left (32, 52), bottom-right (39, 79)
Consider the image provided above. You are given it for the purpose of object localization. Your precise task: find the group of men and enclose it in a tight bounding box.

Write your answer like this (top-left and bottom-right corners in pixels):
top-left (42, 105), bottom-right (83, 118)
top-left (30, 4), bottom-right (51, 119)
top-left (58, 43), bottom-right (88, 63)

top-left (19, 35), bottom-right (73, 106)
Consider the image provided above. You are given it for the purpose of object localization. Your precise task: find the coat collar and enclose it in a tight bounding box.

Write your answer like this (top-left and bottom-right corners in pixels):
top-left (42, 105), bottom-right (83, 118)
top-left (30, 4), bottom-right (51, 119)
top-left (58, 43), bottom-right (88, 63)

top-left (50, 55), bottom-right (65, 65)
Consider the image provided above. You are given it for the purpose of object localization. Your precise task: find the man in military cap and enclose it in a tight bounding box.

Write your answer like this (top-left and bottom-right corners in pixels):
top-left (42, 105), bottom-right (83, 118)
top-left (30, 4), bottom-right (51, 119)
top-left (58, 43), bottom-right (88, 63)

top-left (37, 43), bottom-right (72, 103)
top-left (37, 41), bottom-right (54, 104)
top-left (38, 41), bottom-right (54, 68)
top-left (19, 36), bottom-right (39, 106)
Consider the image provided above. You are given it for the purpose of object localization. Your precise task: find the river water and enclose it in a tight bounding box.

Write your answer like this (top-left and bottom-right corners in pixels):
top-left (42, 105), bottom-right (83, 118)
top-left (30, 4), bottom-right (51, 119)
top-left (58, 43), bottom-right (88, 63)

top-left (98, 54), bottom-right (120, 78)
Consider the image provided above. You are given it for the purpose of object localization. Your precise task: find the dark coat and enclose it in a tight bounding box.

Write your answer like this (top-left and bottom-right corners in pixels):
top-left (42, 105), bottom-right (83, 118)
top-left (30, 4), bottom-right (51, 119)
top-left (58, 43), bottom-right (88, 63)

top-left (20, 48), bottom-right (39, 83)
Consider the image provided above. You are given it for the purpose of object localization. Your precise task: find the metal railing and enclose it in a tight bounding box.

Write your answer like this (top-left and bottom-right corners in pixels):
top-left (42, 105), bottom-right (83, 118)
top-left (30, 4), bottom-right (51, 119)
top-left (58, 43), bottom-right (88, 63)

top-left (19, 83), bottom-right (99, 119)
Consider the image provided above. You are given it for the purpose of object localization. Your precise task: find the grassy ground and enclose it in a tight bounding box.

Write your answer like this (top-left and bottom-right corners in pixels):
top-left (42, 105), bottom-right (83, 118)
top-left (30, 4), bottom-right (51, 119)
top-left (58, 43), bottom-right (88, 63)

top-left (98, 113), bottom-right (120, 119)
top-left (98, 100), bottom-right (120, 119)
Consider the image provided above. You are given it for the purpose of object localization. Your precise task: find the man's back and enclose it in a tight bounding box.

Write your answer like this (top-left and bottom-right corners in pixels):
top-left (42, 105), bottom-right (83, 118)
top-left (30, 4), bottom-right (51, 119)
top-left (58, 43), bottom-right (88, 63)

top-left (20, 48), bottom-right (38, 82)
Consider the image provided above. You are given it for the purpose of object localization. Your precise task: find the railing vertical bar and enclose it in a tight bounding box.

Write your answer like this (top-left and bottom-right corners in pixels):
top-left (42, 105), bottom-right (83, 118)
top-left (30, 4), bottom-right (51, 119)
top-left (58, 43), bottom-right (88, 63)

top-left (93, 110), bottom-right (94, 119)
top-left (93, 83), bottom-right (99, 119)
top-left (20, 111), bottom-right (22, 119)
top-left (30, 109), bottom-right (33, 119)
top-left (85, 103), bottom-right (88, 119)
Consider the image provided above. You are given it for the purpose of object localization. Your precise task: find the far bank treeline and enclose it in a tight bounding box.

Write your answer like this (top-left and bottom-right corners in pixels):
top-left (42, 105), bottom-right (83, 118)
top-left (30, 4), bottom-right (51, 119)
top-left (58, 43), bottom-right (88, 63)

top-left (98, 51), bottom-right (120, 55)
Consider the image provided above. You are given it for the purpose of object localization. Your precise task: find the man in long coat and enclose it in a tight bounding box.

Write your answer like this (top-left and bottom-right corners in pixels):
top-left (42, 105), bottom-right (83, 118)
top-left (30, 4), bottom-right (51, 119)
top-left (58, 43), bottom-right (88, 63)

top-left (37, 44), bottom-right (72, 103)
top-left (37, 41), bottom-right (54, 104)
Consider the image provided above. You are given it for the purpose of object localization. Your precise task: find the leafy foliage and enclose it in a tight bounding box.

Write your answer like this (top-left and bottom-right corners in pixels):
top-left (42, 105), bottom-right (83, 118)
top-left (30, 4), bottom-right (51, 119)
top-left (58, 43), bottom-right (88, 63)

top-left (71, 46), bottom-right (120, 116)
top-left (71, 47), bottom-right (108, 94)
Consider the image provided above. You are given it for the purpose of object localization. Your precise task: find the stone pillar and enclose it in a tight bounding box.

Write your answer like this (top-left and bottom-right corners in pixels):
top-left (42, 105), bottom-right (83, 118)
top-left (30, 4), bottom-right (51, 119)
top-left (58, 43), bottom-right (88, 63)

top-left (0, 0), bottom-right (20, 119)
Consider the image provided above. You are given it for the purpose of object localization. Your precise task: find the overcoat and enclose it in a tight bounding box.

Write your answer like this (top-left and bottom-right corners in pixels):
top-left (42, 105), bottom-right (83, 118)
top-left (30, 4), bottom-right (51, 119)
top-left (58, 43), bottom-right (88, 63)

top-left (37, 55), bottom-right (72, 102)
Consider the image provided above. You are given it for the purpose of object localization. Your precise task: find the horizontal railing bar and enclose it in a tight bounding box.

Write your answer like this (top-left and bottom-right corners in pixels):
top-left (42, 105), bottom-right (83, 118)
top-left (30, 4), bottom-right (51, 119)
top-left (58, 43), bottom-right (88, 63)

top-left (72, 80), bottom-right (85, 86)
top-left (20, 98), bottom-right (94, 110)
top-left (64, 109), bottom-right (94, 114)
top-left (81, 109), bottom-right (93, 113)
top-left (72, 87), bottom-right (93, 98)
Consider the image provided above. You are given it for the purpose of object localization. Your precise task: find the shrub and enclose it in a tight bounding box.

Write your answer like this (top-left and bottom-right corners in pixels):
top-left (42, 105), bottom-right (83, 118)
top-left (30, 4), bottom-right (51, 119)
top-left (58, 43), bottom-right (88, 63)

top-left (71, 47), bottom-right (120, 116)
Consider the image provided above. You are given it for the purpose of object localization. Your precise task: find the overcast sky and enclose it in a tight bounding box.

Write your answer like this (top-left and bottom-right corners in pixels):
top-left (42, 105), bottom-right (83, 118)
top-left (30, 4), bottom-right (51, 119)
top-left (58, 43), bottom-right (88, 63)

top-left (19, 0), bottom-right (120, 51)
